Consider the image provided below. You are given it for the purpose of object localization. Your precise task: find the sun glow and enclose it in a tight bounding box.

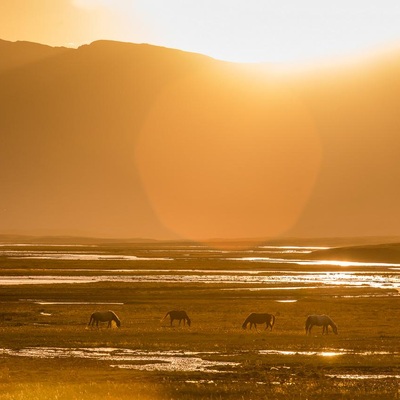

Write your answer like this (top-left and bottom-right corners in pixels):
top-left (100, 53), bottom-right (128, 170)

top-left (70, 0), bottom-right (400, 63)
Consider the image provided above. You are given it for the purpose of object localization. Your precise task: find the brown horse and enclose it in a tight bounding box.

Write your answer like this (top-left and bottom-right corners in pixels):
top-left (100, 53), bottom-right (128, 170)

top-left (88, 310), bottom-right (121, 328)
top-left (163, 310), bottom-right (191, 327)
top-left (305, 314), bottom-right (337, 335)
top-left (242, 313), bottom-right (275, 330)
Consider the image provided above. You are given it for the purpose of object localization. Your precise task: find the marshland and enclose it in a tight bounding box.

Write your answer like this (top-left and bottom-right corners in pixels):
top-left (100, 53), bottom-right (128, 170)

top-left (1, 238), bottom-right (400, 399)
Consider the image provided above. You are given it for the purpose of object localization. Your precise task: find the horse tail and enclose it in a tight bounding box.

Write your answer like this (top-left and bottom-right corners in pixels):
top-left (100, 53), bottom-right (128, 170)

top-left (270, 314), bottom-right (275, 330)
top-left (305, 316), bottom-right (310, 333)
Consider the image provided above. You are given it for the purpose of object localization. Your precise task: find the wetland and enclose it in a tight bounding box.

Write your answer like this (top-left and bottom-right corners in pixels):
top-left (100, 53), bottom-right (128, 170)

top-left (1, 239), bottom-right (400, 399)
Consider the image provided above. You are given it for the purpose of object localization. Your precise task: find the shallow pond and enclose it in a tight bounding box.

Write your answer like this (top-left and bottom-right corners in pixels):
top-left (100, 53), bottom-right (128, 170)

top-left (0, 347), bottom-right (239, 373)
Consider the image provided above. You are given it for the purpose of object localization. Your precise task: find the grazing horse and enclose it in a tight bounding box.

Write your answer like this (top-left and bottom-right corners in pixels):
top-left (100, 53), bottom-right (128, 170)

top-left (163, 310), bottom-right (191, 327)
top-left (88, 310), bottom-right (121, 328)
top-left (305, 314), bottom-right (337, 335)
top-left (242, 313), bottom-right (275, 330)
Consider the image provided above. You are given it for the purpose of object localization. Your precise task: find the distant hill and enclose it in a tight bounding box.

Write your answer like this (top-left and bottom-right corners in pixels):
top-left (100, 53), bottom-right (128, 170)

top-left (309, 243), bottom-right (400, 263)
top-left (1, 39), bottom-right (400, 241)
top-left (0, 39), bottom-right (70, 73)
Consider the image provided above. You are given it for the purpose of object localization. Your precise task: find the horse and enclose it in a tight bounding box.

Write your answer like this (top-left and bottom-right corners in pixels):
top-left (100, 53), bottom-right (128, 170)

top-left (242, 313), bottom-right (275, 330)
top-left (162, 310), bottom-right (191, 327)
top-left (305, 314), bottom-right (337, 335)
top-left (88, 310), bottom-right (121, 328)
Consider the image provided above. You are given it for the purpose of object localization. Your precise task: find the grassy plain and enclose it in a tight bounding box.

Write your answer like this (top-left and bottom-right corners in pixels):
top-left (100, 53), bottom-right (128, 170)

top-left (1, 242), bottom-right (400, 399)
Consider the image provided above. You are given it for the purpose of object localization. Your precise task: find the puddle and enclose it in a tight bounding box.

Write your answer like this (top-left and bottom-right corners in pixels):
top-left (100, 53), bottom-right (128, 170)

top-left (259, 349), bottom-right (395, 357)
top-left (226, 257), bottom-right (400, 268)
top-left (259, 349), bottom-right (348, 357)
top-left (34, 301), bottom-right (124, 305)
top-left (327, 374), bottom-right (400, 380)
top-left (0, 347), bottom-right (238, 373)
top-left (111, 356), bottom-right (237, 372)
top-left (259, 246), bottom-right (331, 250)
top-left (258, 246), bottom-right (330, 254)
top-left (0, 250), bottom-right (172, 261)
top-left (275, 300), bottom-right (298, 303)
top-left (222, 286), bottom-right (325, 291)
top-left (0, 244), bottom-right (97, 247)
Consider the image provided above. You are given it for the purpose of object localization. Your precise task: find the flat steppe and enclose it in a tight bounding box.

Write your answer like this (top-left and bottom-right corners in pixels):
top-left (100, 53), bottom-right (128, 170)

top-left (1, 240), bottom-right (400, 399)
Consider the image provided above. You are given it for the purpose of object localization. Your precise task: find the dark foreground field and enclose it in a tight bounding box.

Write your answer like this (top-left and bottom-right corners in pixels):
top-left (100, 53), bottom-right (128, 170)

top-left (1, 240), bottom-right (400, 399)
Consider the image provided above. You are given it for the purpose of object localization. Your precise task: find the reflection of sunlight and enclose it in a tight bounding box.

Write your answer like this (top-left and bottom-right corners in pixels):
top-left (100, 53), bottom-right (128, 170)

top-left (259, 349), bottom-right (348, 357)
top-left (298, 259), bottom-right (400, 267)
top-left (259, 349), bottom-right (394, 357)
top-left (0, 250), bottom-right (171, 261)
top-left (327, 374), bottom-right (400, 380)
top-left (259, 246), bottom-right (330, 250)
top-left (320, 352), bottom-right (341, 357)
top-left (275, 299), bottom-right (298, 303)
top-left (228, 257), bottom-right (400, 268)
top-left (1, 347), bottom-right (238, 373)
top-left (2, 270), bottom-right (400, 292)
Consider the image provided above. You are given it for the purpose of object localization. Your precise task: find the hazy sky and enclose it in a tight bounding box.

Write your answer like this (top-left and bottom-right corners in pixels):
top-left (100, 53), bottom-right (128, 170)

top-left (1, 1), bottom-right (400, 63)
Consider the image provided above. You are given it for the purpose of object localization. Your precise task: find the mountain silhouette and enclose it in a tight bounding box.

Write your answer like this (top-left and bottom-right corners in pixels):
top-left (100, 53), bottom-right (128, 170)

top-left (1, 39), bottom-right (399, 241)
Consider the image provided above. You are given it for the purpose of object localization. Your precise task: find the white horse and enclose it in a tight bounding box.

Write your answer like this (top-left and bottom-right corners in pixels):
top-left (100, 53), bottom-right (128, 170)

top-left (305, 314), bottom-right (337, 335)
top-left (88, 310), bottom-right (121, 328)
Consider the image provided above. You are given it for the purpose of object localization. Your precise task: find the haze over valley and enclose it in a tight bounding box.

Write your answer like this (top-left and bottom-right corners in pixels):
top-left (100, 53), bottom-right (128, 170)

top-left (1, 39), bottom-right (399, 242)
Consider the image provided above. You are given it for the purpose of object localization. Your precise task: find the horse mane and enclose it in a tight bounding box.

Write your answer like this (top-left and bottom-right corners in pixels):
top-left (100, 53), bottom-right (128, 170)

top-left (162, 311), bottom-right (171, 321)
top-left (111, 310), bottom-right (120, 320)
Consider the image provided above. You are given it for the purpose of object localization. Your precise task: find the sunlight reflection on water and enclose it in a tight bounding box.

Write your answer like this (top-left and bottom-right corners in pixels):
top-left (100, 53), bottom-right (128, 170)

top-left (0, 250), bottom-right (172, 261)
top-left (0, 347), bottom-right (238, 373)
top-left (1, 244), bottom-right (400, 293)
top-left (327, 374), bottom-right (400, 380)
top-left (226, 257), bottom-right (400, 268)
top-left (1, 271), bottom-right (400, 292)
top-left (259, 349), bottom-right (394, 357)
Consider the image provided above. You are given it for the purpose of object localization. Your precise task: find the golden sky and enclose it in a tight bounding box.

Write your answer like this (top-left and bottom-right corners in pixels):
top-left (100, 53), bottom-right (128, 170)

top-left (1, 1), bottom-right (400, 63)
